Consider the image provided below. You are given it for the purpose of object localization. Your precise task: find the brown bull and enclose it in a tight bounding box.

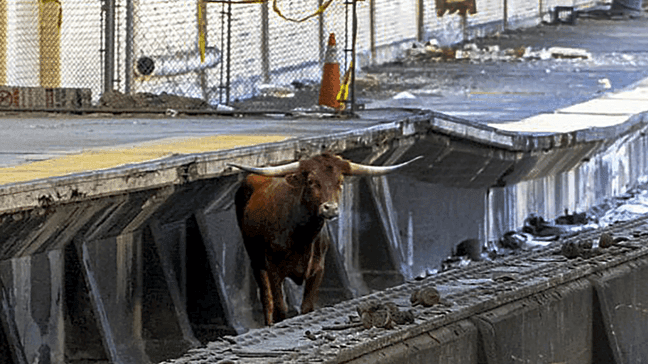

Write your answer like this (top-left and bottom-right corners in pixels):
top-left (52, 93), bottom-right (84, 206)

top-left (230, 152), bottom-right (421, 325)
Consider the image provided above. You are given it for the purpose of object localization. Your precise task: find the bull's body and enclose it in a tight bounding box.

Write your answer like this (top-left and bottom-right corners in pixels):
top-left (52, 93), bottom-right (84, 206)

top-left (232, 153), bottom-right (421, 325)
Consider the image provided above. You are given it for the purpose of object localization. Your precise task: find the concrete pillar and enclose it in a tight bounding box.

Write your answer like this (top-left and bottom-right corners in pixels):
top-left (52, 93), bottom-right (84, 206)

top-left (193, 209), bottom-right (255, 332)
top-left (591, 256), bottom-right (648, 363)
top-left (331, 177), bottom-right (371, 296)
top-left (81, 233), bottom-right (150, 364)
top-left (473, 279), bottom-right (593, 363)
top-left (0, 250), bottom-right (65, 364)
top-left (144, 220), bottom-right (201, 359)
top-left (387, 174), bottom-right (486, 278)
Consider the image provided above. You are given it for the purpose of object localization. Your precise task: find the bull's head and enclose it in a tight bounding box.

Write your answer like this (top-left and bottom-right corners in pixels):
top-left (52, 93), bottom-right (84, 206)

top-left (229, 153), bottom-right (422, 220)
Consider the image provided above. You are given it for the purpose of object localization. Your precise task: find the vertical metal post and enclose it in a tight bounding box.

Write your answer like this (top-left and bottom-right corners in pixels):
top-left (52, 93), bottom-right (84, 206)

top-left (417, 0), bottom-right (424, 42)
top-left (226, 1), bottom-right (232, 104)
top-left (219, 3), bottom-right (225, 104)
top-left (0, 1), bottom-right (6, 85)
top-left (318, 0), bottom-right (324, 64)
top-left (350, 0), bottom-right (357, 113)
top-left (462, 13), bottom-right (468, 42)
top-left (369, 0), bottom-right (375, 62)
top-left (261, 0), bottom-right (270, 83)
top-left (503, 0), bottom-right (508, 30)
top-left (198, 0), bottom-right (209, 100)
top-left (103, 0), bottom-right (115, 94)
top-left (124, 0), bottom-right (134, 94)
top-left (344, 0), bottom-right (349, 68)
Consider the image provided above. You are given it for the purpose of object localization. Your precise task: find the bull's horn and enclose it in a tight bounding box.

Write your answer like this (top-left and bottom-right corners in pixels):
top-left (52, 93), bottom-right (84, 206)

top-left (228, 161), bottom-right (300, 176)
top-left (347, 155), bottom-right (423, 176)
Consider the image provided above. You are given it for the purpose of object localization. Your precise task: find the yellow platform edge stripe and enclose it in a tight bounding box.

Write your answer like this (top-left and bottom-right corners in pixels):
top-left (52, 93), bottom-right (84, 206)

top-left (0, 134), bottom-right (290, 185)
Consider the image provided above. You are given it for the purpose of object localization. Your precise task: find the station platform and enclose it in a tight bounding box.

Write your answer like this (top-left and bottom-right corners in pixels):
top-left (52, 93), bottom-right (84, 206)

top-left (1, 73), bottom-right (646, 203)
top-left (1, 16), bottom-right (647, 192)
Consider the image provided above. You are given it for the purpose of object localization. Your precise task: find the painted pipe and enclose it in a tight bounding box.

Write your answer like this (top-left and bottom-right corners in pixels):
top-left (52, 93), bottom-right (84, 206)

top-left (135, 46), bottom-right (220, 77)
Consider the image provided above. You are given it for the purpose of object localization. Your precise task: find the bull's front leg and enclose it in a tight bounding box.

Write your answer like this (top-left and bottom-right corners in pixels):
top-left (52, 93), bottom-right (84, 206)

top-left (300, 264), bottom-right (325, 314)
top-left (301, 232), bottom-right (329, 314)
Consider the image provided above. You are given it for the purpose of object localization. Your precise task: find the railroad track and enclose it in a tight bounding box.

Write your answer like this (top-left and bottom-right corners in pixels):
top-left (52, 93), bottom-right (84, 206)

top-left (163, 217), bottom-right (648, 364)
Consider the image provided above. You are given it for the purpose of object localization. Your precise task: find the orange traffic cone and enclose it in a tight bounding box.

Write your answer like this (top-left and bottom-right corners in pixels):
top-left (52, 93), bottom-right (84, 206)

top-left (318, 33), bottom-right (341, 109)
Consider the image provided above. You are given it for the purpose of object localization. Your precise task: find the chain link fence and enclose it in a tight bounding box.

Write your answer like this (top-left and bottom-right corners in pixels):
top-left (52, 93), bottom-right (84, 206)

top-left (0, 0), bottom-right (355, 112)
top-left (0, 0), bottom-right (102, 95)
top-left (1, 0), bottom-right (602, 112)
top-left (118, 0), bottom-right (355, 111)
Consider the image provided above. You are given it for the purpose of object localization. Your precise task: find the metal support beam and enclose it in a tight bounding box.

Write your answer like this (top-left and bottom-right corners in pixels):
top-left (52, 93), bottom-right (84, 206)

top-left (125, 0), bottom-right (134, 94)
top-left (103, 0), bottom-right (116, 94)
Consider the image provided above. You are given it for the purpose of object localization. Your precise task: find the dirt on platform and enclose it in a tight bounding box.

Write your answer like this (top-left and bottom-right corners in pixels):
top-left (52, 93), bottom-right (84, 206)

top-left (98, 90), bottom-right (211, 111)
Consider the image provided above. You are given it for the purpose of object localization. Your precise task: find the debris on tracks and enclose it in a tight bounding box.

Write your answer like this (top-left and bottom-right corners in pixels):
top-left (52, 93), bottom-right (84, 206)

top-left (410, 287), bottom-right (441, 307)
top-left (561, 231), bottom-right (633, 258)
top-left (356, 298), bottom-right (415, 330)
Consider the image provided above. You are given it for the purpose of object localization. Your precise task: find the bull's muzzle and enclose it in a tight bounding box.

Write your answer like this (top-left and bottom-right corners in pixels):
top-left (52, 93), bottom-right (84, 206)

top-left (319, 202), bottom-right (339, 219)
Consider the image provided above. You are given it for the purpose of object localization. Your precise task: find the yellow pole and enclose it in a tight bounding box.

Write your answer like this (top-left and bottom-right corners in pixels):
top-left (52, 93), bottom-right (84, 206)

top-left (198, 0), bottom-right (206, 63)
top-left (39, 0), bottom-right (61, 88)
top-left (0, 0), bottom-right (6, 85)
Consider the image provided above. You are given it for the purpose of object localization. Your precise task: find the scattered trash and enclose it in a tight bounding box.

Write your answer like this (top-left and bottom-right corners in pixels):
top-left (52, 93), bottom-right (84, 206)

top-left (441, 185), bottom-right (648, 272)
top-left (551, 6), bottom-right (576, 25)
top-left (522, 214), bottom-right (566, 238)
top-left (492, 271), bottom-right (519, 281)
top-left (499, 231), bottom-right (527, 250)
top-left (216, 104), bottom-right (236, 112)
top-left (258, 84), bottom-right (295, 98)
top-left (304, 330), bottom-right (318, 341)
top-left (165, 108), bottom-right (178, 117)
top-left (441, 255), bottom-right (472, 271)
top-left (598, 188), bottom-right (648, 225)
top-left (454, 238), bottom-right (482, 261)
top-left (598, 78), bottom-right (612, 89)
top-left (303, 330), bottom-right (336, 341)
top-left (393, 91), bottom-right (417, 99)
top-left (402, 41), bottom-right (591, 64)
top-left (548, 47), bottom-right (591, 59)
top-left (555, 209), bottom-right (589, 225)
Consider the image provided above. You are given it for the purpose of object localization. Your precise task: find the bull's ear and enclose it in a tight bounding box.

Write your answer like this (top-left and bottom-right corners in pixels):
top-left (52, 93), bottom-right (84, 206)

top-left (285, 172), bottom-right (303, 187)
